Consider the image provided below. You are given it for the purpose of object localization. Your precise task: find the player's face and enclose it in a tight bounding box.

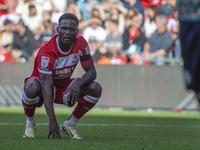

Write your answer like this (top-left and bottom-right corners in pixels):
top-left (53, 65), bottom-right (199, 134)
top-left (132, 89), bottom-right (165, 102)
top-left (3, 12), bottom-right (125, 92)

top-left (57, 19), bottom-right (78, 45)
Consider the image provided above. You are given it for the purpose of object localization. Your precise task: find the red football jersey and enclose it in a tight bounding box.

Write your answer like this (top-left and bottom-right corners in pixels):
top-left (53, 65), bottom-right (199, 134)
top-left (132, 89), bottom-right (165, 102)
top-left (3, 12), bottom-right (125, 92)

top-left (27, 34), bottom-right (93, 87)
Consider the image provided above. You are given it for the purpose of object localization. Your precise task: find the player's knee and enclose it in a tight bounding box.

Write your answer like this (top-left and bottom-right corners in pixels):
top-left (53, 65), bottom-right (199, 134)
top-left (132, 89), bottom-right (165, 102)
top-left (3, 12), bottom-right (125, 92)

top-left (25, 82), bottom-right (41, 99)
top-left (89, 82), bottom-right (102, 96)
top-left (96, 82), bottom-right (102, 95)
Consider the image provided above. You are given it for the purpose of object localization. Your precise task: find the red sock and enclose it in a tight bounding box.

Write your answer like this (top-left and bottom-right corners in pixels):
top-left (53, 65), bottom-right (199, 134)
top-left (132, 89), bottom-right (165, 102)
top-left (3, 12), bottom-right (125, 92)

top-left (22, 101), bottom-right (37, 117)
top-left (73, 95), bottom-right (100, 119)
top-left (22, 92), bottom-right (43, 117)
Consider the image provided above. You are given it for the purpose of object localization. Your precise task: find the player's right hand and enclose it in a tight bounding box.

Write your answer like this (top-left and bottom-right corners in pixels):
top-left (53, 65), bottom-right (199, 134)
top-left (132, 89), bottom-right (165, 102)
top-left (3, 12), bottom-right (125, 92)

top-left (63, 81), bottom-right (81, 104)
top-left (47, 120), bottom-right (61, 139)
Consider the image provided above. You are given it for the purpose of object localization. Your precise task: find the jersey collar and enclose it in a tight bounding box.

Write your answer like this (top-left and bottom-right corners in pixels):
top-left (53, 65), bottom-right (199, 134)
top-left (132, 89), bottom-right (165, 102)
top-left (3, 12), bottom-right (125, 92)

top-left (56, 36), bottom-right (73, 55)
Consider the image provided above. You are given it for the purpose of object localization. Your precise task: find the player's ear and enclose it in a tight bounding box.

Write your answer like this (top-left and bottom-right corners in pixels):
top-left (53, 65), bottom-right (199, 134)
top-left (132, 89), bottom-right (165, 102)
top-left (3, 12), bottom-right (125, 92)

top-left (56, 25), bottom-right (59, 33)
top-left (76, 28), bottom-right (79, 35)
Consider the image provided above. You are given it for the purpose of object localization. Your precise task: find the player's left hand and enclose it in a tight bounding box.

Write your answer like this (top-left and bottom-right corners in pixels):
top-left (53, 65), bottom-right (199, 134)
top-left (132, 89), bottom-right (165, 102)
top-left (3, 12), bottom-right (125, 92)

top-left (63, 81), bottom-right (81, 104)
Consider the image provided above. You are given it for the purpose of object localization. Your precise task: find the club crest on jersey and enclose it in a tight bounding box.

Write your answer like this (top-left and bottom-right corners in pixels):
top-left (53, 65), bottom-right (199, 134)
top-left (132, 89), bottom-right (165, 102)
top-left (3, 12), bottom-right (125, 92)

top-left (85, 45), bottom-right (90, 55)
top-left (72, 54), bottom-right (79, 63)
top-left (41, 56), bottom-right (50, 68)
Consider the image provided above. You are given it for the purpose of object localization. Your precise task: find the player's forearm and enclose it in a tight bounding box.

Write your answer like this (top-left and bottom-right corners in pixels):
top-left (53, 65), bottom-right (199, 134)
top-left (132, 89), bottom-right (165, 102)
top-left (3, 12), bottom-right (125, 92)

top-left (151, 49), bottom-right (166, 58)
top-left (43, 87), bottom-right (57, 121)
top-left (116, 4), bottom-right (128, 15)
top-left (77, 68), bottom-right (97, 87)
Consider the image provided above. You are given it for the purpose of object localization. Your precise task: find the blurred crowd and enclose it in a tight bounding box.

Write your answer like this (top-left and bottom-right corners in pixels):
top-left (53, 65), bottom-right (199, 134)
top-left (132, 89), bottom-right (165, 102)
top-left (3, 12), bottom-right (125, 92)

top-left (0, 0), bottom-right (180, 65)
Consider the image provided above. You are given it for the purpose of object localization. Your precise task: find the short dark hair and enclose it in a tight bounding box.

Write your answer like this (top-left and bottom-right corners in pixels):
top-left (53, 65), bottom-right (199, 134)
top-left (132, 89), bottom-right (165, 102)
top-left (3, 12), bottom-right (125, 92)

top-left (29, 4), bottom-right (36, 10)
top-left (148, 5), bottom-right (161, 22)
top-left (58, 13), bottom-right (79, 26)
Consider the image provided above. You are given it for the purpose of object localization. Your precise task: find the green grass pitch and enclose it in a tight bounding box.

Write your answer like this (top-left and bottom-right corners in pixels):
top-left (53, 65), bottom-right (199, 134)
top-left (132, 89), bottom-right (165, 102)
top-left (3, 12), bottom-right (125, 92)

top-left (1, 106), bottom-right (200, 150)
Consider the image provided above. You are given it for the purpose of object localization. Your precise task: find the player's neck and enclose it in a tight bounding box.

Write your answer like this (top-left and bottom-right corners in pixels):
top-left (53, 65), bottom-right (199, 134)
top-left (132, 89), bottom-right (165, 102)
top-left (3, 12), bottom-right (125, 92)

top-left (59, 42), bottom-right (73, 51)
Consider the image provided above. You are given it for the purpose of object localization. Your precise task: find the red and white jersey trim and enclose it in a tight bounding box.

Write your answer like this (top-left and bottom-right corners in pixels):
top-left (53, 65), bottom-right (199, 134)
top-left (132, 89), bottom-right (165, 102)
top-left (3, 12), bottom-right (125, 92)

top-left (56, 37), bottom-right (73, 55)
top-left (38, 68), bottom-right (52, 74)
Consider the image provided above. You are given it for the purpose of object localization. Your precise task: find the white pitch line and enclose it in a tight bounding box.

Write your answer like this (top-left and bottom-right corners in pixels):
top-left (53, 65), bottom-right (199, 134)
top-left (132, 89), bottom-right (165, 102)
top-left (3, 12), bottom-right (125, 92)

top-left (0, 122), bottom-right (200, 128)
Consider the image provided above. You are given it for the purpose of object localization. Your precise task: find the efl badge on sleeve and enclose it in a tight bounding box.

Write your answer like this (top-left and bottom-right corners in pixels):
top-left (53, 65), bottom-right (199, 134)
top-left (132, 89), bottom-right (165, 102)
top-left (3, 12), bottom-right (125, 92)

top-left (85, 45), bottom-right (90, 55)
top-left (41, 56), bottom-right (50, 68)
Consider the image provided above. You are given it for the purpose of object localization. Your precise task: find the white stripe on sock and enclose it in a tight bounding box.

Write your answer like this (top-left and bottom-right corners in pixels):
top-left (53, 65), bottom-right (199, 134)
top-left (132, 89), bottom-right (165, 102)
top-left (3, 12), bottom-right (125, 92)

top-left (22, 92), bottom-right (40, 105)
top-left (84, 95), bottom-right (100, 104)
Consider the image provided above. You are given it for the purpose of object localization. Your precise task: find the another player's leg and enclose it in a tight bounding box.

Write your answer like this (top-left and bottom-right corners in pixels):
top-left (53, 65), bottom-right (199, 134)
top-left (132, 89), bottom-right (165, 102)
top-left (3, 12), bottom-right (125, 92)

top-left (61, 81), bottom-right (102, 139)
top-left (179, 21), bottom-right (200, 108)
top-left (22, 78), bottom-right (43, 138)
top-left (195, 93), bottom-right (200, 110)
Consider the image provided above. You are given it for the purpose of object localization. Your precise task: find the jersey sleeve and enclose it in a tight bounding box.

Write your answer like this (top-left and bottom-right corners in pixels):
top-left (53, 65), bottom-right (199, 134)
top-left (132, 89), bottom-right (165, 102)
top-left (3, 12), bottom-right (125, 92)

top-left (37, 50), bottom-right (56, 74)
top-left (80, 37), bottom-right (93, 66)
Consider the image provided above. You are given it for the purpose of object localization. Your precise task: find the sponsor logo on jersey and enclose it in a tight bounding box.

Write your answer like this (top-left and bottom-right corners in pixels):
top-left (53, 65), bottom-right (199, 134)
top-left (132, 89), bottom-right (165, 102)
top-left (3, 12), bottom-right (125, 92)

top-left (41, 56), bottom-right (50, 68)
top-left (54, 66), bottom-right (75, 79)
top-left (55, 67), bottom-right (75, 75)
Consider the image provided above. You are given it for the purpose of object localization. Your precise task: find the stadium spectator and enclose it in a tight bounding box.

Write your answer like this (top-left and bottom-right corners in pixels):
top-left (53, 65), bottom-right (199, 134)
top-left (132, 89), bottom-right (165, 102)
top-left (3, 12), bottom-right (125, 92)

top-left (159, 0), bottom-right (176, 17)
top-left (123, 15), bottom-right (145, 56)
top-left (124, 7), bottom-right (138, 29)
top-left (0, 0), bottom-right (20, 27)
top-left (101, 0), bottom-right (124, 19)
top-left (167, 7), bottom-right (179, 31)
top-left (144, 5), bottom-right (161, 39)
top-left (41, 0), bottom-right (67, 25)
top-left (0, 19), bottom-right (14, 62)
top-left (91, 5), bottom-right (106, 24)
top-left (123, 0), bottom-right (144, 15)
top-left (106, 3), bottom-right (127, 34)
top-left (50, 0), bottom-right (67, 24)
top-left (42, 10), bottom-right (52, 23)
top-left (76, 0), bottom-right (101, 21)
top-left (33, 10), bottom-right (57, 44)
top-left (78, 5), bottom-right (106, 34)
top-left (16, 0), bottom-right (43, 20)
top-left (38, 20), bottom-right (57, 47)
top-left (167, 6), bottom-right (181, 65)
top-left (97, 19), bottom-right (128, 65)
top-left (66, 2), bottom-right (82, 21)
top-left (22, 4), bottom-right (43, 38)
top-left (143, 14), bottom-right (173, 65)
top-left (11, 18), bottom-right (38, 62)
top-left (0, 0), bottom-right (7, 17)
top-left (101, 19), bottom-right (123, 59)
top-left (122, 14), bottom-right (145, 65)
top-left (5, 0), bottom-right (18, 13)
top-left (125, 44), bottom-right (144, 65)
top-left (88, 36), bottom-right (102, 62)
top-left (82, 17), bottom-right (107, 47)
top-left (0, 19), bottom-right (14, 52)
top-left (0, 45), bottom-right (14, 62)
